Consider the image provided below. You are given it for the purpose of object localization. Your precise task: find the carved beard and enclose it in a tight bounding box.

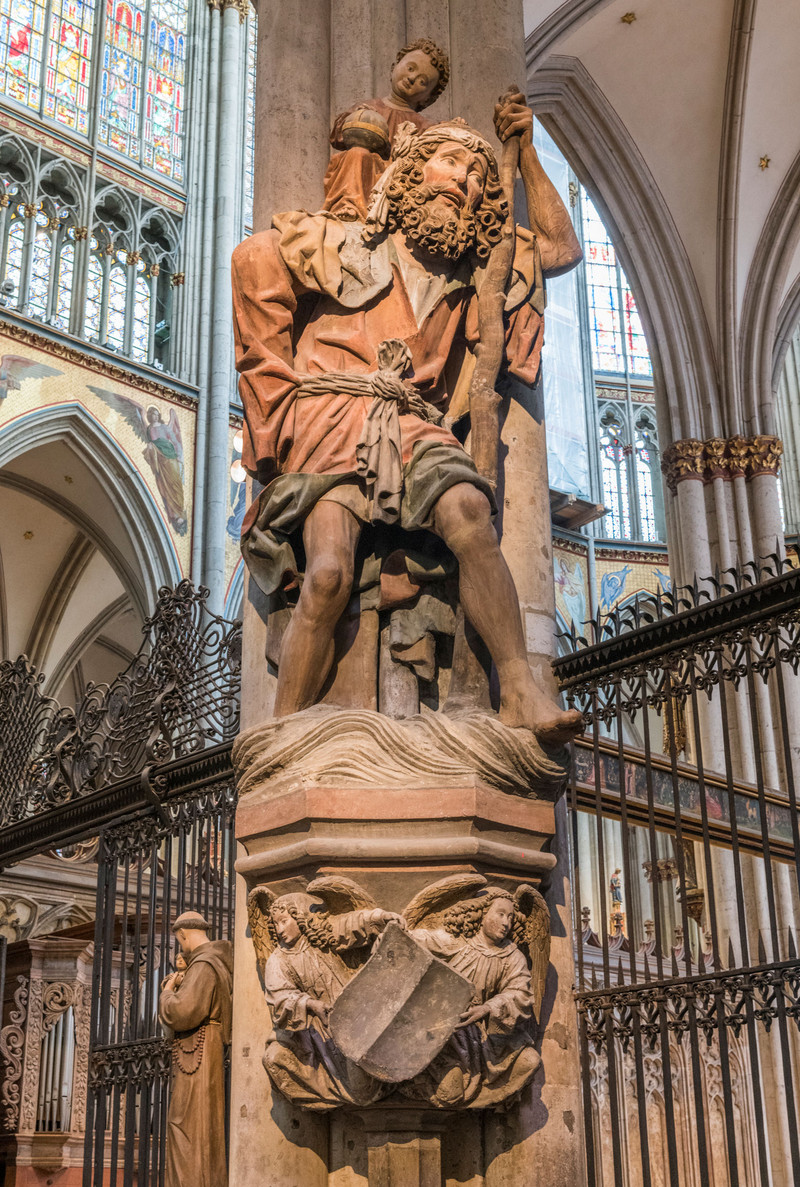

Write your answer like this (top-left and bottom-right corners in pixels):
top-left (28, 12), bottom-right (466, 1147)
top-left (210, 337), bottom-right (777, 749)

top-left (392, 182), bottom-right (478, 260)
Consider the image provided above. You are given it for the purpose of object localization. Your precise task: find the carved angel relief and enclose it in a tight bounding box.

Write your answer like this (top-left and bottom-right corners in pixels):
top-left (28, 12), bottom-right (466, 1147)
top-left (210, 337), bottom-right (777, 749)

top-left (247, 873), bottom-right (550, 1111)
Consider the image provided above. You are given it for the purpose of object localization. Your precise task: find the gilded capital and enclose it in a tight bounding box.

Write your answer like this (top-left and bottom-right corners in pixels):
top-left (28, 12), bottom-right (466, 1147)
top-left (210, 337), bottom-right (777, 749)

top-left (661, 439), bottom-right (704, 495)
top-left (747, 434), bottom-right (782, 478)
top-left (661, 433), bottom-right (783, 494)
top-left (207, 0), bottom-right (249, 20)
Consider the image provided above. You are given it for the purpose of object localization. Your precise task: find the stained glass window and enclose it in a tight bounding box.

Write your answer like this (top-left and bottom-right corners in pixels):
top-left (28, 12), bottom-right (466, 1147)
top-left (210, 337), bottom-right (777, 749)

top-left (601, 429), bottom-right (631, 539)
top-left (45, 0), bottom-right (95, 132)
top-left (100, 0), bottom-right (144, 159)
top-left (84, 243), bottom-right (103, 338)
top-left (581, 189), bottom-right (652, 379)
top-left (27, 207), bottom-right (52, 317)
top-left (106, 252), bottom-right (127, 348)
top-left (3, 214), bottom-right (25, 304)
top-left (0, 0), bottom-right (47, 110)
top-left (244, 10), bottom-right (256, 227)
top-left (143, 0), bottom-right (187, 180)
top-left (635, 420), bottom-right (659, 542)
top-left (130, 264), bottom-right (150, 360)
top-left (54, 232), bottom-right (74, 327)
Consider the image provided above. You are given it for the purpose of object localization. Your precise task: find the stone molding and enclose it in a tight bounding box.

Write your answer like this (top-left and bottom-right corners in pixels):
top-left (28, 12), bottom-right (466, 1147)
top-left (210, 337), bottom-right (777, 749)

top-left (661, 435), bottom-right (783, 494)
top-left (0, 319), bottom-right (198, 409)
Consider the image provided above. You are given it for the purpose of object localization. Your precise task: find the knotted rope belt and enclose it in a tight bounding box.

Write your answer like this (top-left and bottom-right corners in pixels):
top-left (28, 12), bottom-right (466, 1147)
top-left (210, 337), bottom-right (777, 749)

top-left (296, 338), bottom-right (442, 526)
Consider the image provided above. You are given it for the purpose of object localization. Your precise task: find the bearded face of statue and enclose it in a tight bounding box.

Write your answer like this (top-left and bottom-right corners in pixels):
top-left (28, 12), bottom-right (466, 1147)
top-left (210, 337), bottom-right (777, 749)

top-left (393, 140), bottom-right (490, 261)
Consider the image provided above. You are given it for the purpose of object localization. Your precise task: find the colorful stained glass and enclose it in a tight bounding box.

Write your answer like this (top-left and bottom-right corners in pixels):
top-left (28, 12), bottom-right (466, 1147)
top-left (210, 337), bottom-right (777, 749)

top-left (84, 247), bottom-right (103, 338)
top-left (582, 190), bottom-right (624, 373)
top-left (243, 11), bottom-right (256, 227)
top-left (27, 211), bottom-right (52, 317)
top-left (3, 217), bottom-right (25, 306)
top-left (623, 290), bottom-right (652, 377)
top-left (0, 0), bottom-right (47, 110)
top-left (106, 255), bottom-right (127, 347)
top-left (143, 0), bottom-right (186, 180)
top-left (601, 439), bottom-right (631, 539)
top-left (55, 235), bottom-right (74, 327)
top-left (45, 0), bottom-right (96, 133)
top-left (635, 446), bottom-right (657, 541)
top-left (130, 266), bottom-right (150, 360)
top-left (99, 0), bottom-right (144, 158)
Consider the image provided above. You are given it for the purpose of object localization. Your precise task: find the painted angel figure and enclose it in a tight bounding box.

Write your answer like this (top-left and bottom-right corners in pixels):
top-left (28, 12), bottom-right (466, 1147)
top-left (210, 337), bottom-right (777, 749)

top-left (0, 354), bottom-right (62, 399)
top-left (88, 386), bottom-right (187, 534)
top-left (247, 876), bottom-right (406, 1110)
top-left (400, 874), bottom-right (550, 1109)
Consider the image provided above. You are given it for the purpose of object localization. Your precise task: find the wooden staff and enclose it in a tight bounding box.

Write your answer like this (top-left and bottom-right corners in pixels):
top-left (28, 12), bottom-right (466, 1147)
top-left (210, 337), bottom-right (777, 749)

top-left (445, 89), bottom-right (523, 713)
top-left (467, 86), bottom-right (522, 489)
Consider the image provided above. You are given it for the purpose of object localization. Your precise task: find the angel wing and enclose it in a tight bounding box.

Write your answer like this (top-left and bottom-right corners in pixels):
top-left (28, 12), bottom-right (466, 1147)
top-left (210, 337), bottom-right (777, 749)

top-left (0, 355), bottom-right (62, 396)
top-left (305, 875), bottom-right (378, 915)
top-left (514, 883), bottom-right (551, 1022)
top-left (166, 407), bottom-right (184, 465)
top-left (403, 873), bottom-right (488, 930)
top-left (87, 385), bottom-right (147, 441)
top-left (246, 884), bottom-right (277, 979)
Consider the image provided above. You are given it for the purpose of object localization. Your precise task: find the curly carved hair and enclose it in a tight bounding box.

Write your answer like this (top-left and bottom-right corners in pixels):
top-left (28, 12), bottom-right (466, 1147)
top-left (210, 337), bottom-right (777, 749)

top-left (394, 39), bottom-right (450, 108)
top-left (268, 901), bottom-right (338, 952)
top-left (443, 888), bottom-right (526, 943)
top-left (380, 139), bottom-right (508, 261)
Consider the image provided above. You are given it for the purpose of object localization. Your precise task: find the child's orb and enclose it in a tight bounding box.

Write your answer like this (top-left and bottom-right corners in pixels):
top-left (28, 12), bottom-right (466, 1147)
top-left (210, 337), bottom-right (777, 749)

top-left (340, 107), bottom-right (391, 157)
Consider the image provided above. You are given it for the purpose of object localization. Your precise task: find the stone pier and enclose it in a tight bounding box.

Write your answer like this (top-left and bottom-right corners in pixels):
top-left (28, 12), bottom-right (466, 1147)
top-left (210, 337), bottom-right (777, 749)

top-left (229, 2), bottom-right (586, 1183)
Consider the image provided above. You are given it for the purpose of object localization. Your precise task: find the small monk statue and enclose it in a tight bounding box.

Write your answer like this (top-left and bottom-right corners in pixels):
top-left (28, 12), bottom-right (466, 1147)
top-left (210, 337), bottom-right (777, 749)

top-left (323, 37), bottom-right (450, 221)
top-left (158, 912), bottom-right (233, 1187)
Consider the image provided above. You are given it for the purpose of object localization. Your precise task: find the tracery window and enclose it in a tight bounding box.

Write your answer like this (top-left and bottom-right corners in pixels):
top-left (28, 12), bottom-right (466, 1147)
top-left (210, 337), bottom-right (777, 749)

top-left (1, 0), bottom-right (187, 180)
top-left (582, 189), bottom-right (652, 379)
top-left (1, 137), bottom-right (181, 369)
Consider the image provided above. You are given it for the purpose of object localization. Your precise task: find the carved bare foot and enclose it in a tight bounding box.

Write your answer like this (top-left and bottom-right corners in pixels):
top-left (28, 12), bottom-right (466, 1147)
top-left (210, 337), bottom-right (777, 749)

top-left (498, 662), bottom-right (584, 747)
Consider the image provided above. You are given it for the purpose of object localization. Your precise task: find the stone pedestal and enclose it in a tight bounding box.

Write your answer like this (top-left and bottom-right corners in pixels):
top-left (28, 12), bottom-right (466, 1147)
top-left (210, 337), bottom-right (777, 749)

top-left (229, 707), bottom-right (582, 1186)
top-left (360, 1110), bottom-right (448, 1187)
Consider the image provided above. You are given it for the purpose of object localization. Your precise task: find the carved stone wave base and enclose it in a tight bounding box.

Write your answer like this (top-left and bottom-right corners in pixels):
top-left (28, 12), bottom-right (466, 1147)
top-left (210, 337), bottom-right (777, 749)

top-left (229, 702), bottom-right (582, 1187)
top-left (233, 703), bottom-right (569, 800)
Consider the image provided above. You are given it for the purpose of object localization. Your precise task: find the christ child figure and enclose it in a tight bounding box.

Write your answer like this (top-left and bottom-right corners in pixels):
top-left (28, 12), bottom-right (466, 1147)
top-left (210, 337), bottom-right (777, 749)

top-left (261, 893), bottom-right (405, 1109)
top-left (324, 37), bottom-right (450, 220)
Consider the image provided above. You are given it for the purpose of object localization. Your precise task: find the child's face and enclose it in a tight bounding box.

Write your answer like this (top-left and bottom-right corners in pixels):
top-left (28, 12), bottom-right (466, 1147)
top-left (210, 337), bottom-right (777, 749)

top-left (175, 953), bottom-right (187, 970)
top-left (391, 51), bottom-right (440, 109)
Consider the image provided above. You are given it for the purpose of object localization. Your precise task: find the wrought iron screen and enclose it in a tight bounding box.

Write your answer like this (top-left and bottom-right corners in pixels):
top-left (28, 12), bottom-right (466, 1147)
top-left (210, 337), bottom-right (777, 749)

top-left (0, 582), bottom-right (241, 1186)
top-left (83, 782), bottom-right (236, 1187)
top-left (555, 560), bottom-right (800, 1187)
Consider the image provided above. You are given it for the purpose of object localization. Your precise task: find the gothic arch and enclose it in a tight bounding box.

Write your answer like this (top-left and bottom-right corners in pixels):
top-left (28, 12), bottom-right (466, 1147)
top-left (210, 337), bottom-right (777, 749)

top-left (739, 148), bottom-right (800, 433)
top-left (0, 403), bottom-right (181, 617)
top-left (528, 55), bottom-right (720, 445)
top-left (771, 272), bottom-right (800, 394)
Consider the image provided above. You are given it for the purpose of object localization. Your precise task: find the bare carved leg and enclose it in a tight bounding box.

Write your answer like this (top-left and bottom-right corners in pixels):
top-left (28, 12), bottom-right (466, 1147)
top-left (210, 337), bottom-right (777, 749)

top-left (433, 483), bottom-right (583, 746)
top-left (273, 500), bottom-right (361, 717)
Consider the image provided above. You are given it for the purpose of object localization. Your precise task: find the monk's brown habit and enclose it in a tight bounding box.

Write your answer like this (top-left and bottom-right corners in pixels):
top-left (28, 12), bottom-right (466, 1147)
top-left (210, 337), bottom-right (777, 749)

top-left (158, 940), bottom-right (234, 1187)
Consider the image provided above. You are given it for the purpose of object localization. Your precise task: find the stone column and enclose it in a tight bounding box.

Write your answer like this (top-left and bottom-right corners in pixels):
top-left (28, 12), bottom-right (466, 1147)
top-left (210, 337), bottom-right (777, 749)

top-left (231, 3), bottom-right (586, 1184)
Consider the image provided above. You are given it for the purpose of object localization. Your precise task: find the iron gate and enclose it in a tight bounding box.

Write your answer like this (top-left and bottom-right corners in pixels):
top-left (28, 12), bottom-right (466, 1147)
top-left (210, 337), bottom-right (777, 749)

top-left (555, 559), bottom-right (800, 1187)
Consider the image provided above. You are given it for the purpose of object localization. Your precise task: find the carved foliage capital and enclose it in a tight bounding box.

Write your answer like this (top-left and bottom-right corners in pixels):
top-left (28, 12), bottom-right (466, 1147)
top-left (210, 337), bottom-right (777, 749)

top-left (661, 434), bottom-right (783, 494)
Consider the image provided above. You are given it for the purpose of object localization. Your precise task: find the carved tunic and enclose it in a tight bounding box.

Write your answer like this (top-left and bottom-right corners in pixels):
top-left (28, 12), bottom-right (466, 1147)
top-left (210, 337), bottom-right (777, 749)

top-left (407, 929), bottom-right (540, 1107)
top-left (158, 941), bottom-right (233, 1187)
top-left (261, 911), bottom-right (389, 1111)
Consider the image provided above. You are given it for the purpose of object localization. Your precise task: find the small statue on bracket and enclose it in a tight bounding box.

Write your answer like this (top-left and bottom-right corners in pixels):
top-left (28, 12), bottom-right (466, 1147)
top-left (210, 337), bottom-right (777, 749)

top-left (158, 913), bottom-right (233, 1187)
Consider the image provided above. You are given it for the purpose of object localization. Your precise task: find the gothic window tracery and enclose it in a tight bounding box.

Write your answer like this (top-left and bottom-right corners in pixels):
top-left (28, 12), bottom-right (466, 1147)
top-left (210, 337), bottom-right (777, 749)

top-left (0, 135), bottom-right (181, 369)
top-left (1, 0), bottom-right (187, 180)
top-left (582, 189), bottom-right (652, 380)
